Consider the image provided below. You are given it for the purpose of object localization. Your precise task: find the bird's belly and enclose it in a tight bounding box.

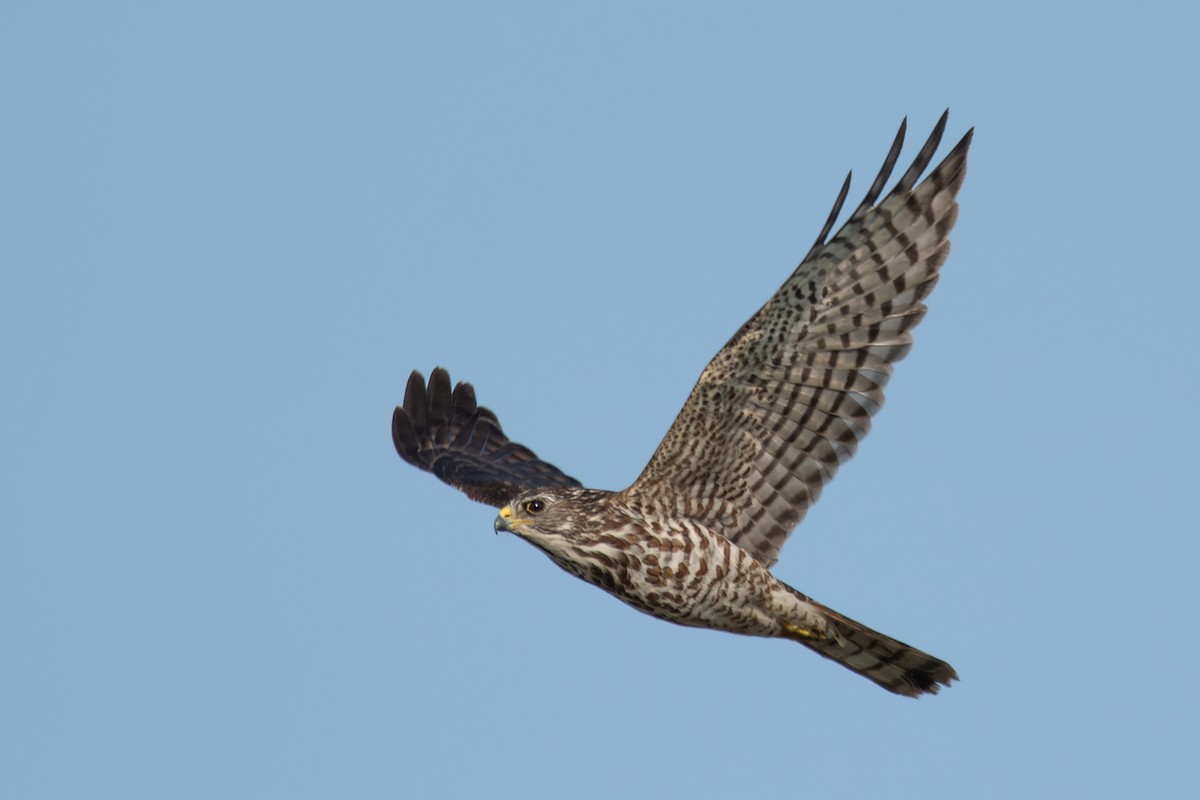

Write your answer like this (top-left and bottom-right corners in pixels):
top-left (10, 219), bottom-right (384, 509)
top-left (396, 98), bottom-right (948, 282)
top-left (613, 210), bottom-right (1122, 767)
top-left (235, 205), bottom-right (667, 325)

top-left (558, 526), bottom-right (784, 637)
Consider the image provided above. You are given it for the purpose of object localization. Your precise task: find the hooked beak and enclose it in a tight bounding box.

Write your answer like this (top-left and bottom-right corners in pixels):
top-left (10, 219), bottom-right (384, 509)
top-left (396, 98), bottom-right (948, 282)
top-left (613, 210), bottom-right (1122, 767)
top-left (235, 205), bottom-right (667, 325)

top-left (494, 505), bottom-right (516, 534)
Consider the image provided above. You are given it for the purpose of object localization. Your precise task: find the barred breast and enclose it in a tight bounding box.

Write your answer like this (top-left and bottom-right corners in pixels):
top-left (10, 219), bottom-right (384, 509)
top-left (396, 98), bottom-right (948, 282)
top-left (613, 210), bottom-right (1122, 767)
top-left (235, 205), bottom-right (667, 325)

top-left (549, 511), bottom-right (812, 638)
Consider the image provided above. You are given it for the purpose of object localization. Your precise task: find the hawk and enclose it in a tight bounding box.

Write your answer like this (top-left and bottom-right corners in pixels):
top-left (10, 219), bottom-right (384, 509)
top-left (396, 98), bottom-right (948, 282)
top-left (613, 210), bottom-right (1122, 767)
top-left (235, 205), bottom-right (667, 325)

top-left (393, 113), bottom-right (971, 697)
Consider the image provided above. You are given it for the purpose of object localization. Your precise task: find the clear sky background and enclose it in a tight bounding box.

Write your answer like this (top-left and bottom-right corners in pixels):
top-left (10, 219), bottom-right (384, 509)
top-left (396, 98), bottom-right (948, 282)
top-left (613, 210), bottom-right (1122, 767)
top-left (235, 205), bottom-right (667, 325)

top-left (3, 2), bottom-right (1198, 798)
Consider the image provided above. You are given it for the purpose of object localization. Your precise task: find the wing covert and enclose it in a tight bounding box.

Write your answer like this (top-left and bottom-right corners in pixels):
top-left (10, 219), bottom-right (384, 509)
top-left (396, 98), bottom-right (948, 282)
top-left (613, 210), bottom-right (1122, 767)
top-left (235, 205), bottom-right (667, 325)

top-left (392, 368), bottom-right (582, 507)
top-left (624, 113), bottom-right (973, 566)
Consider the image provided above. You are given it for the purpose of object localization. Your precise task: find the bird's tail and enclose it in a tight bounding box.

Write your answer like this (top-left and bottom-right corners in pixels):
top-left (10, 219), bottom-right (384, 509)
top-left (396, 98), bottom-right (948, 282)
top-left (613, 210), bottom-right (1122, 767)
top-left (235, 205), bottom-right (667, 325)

top-left (786, 595), bottom-right (957, 697)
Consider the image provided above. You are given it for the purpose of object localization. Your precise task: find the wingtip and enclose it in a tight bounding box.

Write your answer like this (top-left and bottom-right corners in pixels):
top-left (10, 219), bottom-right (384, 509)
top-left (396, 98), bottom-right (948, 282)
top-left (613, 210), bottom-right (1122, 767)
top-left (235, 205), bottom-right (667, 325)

top-left (404, 369), bottom-right (426, 399)
top-left (392, 404), bottom-right (419, 462)
top-left (451, 379), bottom-right (479, 417)
top-left (402, 370), bottom-right (430, 430)
top-left (428, 367), bottom-right (452, 398)
top-left (392, 365), bottom-right (585, 506)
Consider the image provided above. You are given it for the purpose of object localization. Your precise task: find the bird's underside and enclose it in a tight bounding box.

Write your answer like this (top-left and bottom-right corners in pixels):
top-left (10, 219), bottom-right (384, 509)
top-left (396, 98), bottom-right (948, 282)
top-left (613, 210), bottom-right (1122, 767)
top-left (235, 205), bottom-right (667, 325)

top-left (393, 112), bottom-right (971, 697)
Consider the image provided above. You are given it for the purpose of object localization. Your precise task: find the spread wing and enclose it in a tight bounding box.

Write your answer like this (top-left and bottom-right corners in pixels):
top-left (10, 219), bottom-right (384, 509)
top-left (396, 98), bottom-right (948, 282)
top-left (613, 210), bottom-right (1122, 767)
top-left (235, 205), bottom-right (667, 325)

top-left (624, 112), bottom-right (972, 566)
top-left (392, 368), bottom-right (582, 507)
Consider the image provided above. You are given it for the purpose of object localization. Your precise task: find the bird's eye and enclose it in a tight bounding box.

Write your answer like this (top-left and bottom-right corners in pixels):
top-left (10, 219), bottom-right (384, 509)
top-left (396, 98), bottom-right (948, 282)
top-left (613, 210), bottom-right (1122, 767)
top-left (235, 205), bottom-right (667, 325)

top-left (524, 499), bottom-right (546, 514)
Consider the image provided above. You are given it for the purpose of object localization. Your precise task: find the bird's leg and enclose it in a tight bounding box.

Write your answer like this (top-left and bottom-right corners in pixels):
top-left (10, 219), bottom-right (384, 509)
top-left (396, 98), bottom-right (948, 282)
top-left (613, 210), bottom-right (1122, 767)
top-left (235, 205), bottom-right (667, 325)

top-left (781, 622), bottom-right (830, 642)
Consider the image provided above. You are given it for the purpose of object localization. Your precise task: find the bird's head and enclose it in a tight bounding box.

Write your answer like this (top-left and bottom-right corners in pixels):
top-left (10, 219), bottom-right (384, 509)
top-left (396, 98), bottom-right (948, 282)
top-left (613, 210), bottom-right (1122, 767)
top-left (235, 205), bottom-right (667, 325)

top-left (494, 487), bottom-right (611, 551)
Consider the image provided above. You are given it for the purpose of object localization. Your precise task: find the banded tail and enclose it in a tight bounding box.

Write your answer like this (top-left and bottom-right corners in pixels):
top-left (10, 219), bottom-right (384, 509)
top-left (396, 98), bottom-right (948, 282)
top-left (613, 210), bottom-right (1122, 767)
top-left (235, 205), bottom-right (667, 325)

top-left (788, 597), bottom-right (957, 697)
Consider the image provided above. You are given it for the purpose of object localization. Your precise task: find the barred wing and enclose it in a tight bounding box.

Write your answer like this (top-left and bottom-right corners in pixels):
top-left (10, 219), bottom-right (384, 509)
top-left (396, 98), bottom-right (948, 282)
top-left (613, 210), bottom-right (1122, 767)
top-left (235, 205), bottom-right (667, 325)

top-left (392, 368), bottom-right (582, 507)
top-left (625, 113), bottom-right (972, 566)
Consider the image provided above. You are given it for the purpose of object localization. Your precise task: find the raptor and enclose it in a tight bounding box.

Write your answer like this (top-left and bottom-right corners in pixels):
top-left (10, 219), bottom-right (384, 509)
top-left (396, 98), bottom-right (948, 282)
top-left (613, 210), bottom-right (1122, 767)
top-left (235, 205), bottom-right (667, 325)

top-left (393, 112), bottom-right (971, 696)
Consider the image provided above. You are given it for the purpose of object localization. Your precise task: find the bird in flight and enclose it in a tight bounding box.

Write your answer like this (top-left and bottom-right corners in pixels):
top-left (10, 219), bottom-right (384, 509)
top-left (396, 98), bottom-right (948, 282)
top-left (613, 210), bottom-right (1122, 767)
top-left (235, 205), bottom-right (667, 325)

top-left (393, 112), bottom-right (971, 697)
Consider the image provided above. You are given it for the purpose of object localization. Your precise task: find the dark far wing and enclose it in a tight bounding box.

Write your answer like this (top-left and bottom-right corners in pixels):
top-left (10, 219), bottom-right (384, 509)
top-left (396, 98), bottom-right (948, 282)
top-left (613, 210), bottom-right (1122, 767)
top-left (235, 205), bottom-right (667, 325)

top-left (624, 112), bottom-right (973, 566)
top-left (392, 368), bottom-right (583, 508)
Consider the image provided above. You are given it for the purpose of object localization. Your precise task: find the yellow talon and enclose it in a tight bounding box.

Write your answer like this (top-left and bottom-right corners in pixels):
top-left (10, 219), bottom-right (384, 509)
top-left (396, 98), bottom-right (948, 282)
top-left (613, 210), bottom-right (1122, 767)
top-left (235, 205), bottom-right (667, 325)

top-left (783, 622), bottom-right (828, 642)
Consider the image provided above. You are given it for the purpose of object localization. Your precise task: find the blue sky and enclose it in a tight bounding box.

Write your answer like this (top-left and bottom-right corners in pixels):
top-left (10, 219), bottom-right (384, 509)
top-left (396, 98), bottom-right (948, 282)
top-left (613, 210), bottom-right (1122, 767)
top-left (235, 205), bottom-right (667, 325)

top-left (3, 2), bottom-right (1198, 797)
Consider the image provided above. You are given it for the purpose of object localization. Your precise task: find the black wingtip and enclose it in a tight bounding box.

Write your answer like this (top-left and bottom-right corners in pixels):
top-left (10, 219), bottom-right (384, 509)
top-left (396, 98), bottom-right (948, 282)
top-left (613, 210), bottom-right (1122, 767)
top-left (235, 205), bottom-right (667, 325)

top-left (392, 367), bottom-right (584, 507)
top-left (803, 170), bottom-right (853, 262)
top-left (920, 124), bottom-right (974, 200)
top-left (888, 111), bottom-right (948, 199)
top-left (951, 126), bottom-right (975, 156)
top-left (805, 113), bottom-right (959, 265)
top-left (392, 405), bottom-right (418, 463)
top-left (426, 368), bottom-right (453, 442)
top-left (451, 380), bottom-right (479, 418)
top-left (854, 116), bottom-right (908, 216)
top-left (402, 370), bottom-right (429, 431)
